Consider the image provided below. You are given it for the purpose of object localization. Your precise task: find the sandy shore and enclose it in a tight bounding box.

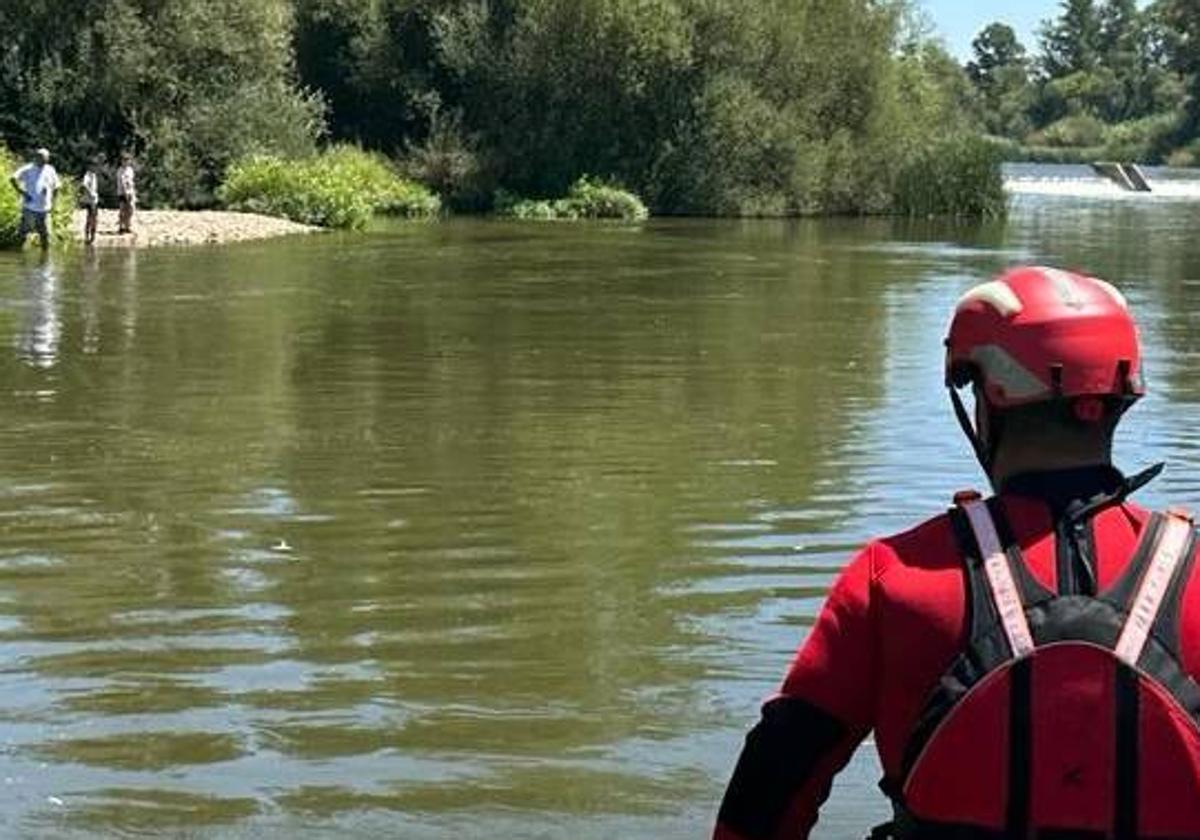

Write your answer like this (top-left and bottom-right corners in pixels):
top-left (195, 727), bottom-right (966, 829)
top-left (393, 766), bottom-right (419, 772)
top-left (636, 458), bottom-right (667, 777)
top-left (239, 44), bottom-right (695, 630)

top-left (72, 209), bottom-right (319, 248)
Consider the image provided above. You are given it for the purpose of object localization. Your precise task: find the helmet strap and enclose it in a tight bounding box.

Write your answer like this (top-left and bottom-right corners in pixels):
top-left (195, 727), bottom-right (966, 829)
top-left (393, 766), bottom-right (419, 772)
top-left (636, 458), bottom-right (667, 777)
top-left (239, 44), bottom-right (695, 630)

top-left (949, 386), bottom-right (995, 480)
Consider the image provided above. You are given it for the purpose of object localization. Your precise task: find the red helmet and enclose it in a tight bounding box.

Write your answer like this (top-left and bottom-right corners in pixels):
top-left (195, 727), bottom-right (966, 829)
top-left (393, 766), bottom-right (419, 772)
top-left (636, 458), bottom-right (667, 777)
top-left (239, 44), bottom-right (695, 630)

top-left (945, 266), bottom-right (1144, 409)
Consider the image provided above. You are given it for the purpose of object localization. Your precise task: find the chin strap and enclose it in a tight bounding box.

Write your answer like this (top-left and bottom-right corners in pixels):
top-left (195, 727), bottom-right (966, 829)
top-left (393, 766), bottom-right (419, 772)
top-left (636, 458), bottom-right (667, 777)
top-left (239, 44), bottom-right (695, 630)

top-left (949, 386), bottom-right (993, 478)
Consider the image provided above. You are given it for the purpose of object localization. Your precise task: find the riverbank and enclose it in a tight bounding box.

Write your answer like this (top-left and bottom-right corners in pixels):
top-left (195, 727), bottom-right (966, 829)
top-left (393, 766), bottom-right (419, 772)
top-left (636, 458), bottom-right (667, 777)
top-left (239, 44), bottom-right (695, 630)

top-left (74, 209), bottom-right (319, 248)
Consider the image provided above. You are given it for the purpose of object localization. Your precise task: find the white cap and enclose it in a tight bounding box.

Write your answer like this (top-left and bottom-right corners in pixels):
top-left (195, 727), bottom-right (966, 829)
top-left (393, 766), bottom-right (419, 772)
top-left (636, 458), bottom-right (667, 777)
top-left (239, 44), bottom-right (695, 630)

top-left (35, 147), bottom-right (50, 160)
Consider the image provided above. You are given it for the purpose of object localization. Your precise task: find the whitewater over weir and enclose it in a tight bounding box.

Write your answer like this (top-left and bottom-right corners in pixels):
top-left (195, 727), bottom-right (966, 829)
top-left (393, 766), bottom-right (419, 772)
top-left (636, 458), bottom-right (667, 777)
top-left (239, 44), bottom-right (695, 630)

top-left (1004, 163), bottom-right (1200, 200)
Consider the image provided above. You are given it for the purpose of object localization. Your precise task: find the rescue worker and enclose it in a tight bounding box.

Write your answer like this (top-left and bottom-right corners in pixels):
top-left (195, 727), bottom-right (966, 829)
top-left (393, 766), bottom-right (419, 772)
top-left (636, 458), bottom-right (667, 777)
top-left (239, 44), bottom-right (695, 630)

top-left (714, 266), bottom-right (1200, 840)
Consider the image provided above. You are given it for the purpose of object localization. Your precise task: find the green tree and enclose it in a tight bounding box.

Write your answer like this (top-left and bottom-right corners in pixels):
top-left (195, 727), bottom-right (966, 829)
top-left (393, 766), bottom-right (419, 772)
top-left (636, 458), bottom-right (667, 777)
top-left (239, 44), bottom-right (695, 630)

top-left (967, 23), bottom-right (1033, 138)
top-left (0, 0), bottom-right (323, 207)
top-left (1040, 0), bottom-right (1103, 78)
top-left (1154, 0), bottom-right (1200, 136)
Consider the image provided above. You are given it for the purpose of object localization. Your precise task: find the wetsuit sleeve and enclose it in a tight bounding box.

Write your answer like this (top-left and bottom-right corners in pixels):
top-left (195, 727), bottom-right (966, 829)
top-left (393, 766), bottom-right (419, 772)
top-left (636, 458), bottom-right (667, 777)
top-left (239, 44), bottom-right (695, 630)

top-left (714, 543), bottom-right (880, 840)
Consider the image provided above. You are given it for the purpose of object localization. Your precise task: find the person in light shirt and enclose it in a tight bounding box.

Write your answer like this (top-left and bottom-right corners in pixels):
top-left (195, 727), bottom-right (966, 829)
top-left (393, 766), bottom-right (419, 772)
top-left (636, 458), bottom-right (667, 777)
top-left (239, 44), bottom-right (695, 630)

top-left (9, 147), bottom-right (60, 250)
top-left (81, 158), bottom-right (100, 245)
top-left (116, 153), bottom-right (136, 235)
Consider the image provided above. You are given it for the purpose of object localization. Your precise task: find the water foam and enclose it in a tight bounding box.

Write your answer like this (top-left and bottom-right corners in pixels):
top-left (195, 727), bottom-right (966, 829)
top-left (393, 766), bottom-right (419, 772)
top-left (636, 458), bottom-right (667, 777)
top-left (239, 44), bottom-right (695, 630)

top-left (1003, 164), bottom-right (1200, 201)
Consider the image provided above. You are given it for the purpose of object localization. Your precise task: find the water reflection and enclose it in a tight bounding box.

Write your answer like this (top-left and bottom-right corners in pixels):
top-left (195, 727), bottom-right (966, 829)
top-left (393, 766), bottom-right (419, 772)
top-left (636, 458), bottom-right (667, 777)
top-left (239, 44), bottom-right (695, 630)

top-left (0, 203), bottom-right (1194, 837)
top-left (15, 255), bottom-right (60, 370)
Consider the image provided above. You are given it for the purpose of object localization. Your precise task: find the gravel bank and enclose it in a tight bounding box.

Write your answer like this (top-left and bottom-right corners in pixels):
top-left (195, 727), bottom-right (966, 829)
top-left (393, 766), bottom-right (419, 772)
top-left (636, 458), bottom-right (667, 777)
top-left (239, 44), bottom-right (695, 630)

top-left (72, 209), bottom-right (319, 248)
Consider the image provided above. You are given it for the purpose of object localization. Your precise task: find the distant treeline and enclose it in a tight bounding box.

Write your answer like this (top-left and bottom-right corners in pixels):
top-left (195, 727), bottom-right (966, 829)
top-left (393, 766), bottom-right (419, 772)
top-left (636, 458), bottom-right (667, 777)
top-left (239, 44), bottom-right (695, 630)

top-left (963, 0), bottom-right (1200, 165)
top-left (2, 0), bottom-right (1003, 216)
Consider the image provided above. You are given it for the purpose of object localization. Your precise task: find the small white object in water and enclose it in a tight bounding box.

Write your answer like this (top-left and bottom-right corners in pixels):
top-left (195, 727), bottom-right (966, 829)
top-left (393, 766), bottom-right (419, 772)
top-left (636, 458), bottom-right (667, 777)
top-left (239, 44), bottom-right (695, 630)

top-left (47, 796), bottom-right (64, 807)
top-left (271, 539), bottom-right (293, 553)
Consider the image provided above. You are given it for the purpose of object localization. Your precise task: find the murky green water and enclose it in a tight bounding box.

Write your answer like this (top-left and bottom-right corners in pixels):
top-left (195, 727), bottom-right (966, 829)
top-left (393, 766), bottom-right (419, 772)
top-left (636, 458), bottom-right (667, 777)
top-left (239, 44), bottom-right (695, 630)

top-left (1, 190), bottom-right (1200, 838)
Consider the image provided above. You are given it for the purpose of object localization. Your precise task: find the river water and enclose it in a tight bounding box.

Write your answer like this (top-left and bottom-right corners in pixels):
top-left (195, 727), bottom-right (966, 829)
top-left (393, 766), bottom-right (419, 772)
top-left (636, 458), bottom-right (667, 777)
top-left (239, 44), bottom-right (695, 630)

top-left (0, 174), bottom-right (1199, 838)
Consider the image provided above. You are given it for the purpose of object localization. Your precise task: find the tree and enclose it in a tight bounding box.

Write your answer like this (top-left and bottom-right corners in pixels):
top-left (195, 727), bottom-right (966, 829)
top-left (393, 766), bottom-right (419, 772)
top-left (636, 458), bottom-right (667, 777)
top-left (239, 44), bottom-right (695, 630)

top-left (1040, 0), bottom-right (1103, 78)
top-left (1154, 0), bottom-right (1200, 134)
top-left (966, 23), bottom-right (1032, 138)
top-left (968, 23), bottom-right (1027, 89)
top-left (0, 0), bottom-right (324, 206)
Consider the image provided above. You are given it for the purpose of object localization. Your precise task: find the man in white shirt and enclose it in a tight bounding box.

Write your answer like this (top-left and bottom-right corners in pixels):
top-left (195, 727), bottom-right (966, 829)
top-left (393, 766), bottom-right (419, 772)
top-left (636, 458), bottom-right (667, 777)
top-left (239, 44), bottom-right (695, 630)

top-left (9, 147), bottom-right (60, 250)
top-left (116, 154), bottom-right (136, 234)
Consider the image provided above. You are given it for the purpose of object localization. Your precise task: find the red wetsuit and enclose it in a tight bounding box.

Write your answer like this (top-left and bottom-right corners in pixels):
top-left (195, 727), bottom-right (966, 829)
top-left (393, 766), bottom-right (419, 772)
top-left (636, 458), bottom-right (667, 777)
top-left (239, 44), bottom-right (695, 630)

top-left (713, 466), bottom-right (1200, 840)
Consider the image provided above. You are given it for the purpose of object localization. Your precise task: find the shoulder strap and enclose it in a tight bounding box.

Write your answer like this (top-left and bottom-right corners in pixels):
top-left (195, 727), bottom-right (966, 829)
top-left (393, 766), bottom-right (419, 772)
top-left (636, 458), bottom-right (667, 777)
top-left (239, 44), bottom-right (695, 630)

top-left (960, 499), bottom-right (1036, 659)
top-left (1115, 509), bottom-right (1196, 666)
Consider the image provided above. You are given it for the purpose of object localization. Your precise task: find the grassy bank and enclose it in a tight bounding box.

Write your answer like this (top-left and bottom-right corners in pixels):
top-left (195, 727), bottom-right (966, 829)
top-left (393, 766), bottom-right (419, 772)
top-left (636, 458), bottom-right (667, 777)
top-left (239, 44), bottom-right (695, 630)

top-left (0, 147), bottom-right (76, 249)
top-left (218, 146), bottom-right (440, 230)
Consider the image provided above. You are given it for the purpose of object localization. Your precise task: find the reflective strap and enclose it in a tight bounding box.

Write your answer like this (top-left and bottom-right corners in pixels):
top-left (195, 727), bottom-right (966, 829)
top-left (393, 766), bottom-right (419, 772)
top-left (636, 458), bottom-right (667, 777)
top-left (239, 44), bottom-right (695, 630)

top-left (1115, 514), bottom-right (1193, 666)
top-left (962, 500), bottom-right (1036, 659)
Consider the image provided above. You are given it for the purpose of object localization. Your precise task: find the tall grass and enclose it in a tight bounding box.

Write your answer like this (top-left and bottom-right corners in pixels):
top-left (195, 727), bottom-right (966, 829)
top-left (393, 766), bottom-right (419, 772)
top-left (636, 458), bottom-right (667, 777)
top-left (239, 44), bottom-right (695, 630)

top-left (0, 146), bottom-right (77, 249)
top-left (218, 146), bottom-right (440, 229)
top-left (893, 135), bottom-right (1008, 219)
top-left (496, 176), bottom-right (649, 221)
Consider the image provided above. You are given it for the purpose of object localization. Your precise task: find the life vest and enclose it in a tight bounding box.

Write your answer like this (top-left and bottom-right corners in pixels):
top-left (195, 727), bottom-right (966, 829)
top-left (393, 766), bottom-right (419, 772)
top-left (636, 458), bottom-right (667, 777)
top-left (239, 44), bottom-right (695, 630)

top-left (891, 494), bottom-right (1200, 839)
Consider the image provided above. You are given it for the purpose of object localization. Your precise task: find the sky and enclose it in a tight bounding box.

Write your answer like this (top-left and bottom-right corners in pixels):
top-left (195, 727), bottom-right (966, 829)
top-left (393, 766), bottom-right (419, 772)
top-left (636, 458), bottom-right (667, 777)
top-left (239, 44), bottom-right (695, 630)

top-left (925, 0), bottom-right (1153, 61)
top-left (922, 0), bottom-right (1063, 61)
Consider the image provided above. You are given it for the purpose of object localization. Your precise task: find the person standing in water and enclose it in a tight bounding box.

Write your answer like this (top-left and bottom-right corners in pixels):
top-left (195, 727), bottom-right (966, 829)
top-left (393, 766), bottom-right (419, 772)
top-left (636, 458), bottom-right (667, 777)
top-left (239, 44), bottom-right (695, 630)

top-left (116, 153), bottom-right (136, 235)
top-left (9, 147), bottom-right (61, 250)
top-left (714, 267), bottom-right (1200, 839)
top-left (81, 159), bottom-right (100, 245)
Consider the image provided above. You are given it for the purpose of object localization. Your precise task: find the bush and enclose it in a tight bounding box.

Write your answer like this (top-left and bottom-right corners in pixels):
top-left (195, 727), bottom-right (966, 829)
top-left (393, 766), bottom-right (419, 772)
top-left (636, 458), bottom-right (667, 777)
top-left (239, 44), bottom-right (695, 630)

top-left (1009, 145), bottom-right (1105, 164)
top-left (0, 146), bottom-right (77, 249)
top-left (1102, 113), bottom-right (1182, 163)
top-left (217, 146), bottom-right (440, 229)
top-left (401, 111), bottom-right (488, 211)
top-left (1167, 140), bottom-right (1200, 167)
top-left (496, 176), bottom-right (649, 221)
top-left (893, 135), bottom-right (1007, 219)
top-left (1027, 114), bottom-right (1107, 149)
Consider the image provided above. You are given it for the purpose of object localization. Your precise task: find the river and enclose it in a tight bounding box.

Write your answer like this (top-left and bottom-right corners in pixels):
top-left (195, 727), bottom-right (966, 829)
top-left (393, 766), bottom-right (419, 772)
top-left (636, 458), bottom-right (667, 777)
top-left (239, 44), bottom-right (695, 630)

top-left (0, 171), bottom-right (1198, 838)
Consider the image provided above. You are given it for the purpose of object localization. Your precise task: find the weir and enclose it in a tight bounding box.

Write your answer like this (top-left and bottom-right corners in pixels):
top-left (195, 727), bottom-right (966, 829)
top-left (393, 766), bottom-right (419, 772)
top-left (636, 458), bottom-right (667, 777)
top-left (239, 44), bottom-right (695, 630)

top-left (1091, 162), bottom-right (1153, 192)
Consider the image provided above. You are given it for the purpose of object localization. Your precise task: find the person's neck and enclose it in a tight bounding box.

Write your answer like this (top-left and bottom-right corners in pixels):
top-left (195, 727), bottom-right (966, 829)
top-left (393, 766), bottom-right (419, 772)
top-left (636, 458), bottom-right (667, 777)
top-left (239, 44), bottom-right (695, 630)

top-left (989, 450), bottom-right (1113, 489)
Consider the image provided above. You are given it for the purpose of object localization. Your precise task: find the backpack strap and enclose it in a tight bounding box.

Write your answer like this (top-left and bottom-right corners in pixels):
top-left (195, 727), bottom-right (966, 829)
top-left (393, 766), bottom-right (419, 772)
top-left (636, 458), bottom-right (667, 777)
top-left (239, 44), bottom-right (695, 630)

top-left (959, 498), bottom-right (1036, 659)
top-left (1114, 508), bottom-right (1196, 666)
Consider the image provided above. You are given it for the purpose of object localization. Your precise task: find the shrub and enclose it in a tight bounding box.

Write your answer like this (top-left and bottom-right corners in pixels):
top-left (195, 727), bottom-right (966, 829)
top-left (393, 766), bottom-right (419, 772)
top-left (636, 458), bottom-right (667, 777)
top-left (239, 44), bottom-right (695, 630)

top-left (0, 146), bottom-right (77, 249)
top-left (401, 111), bottom-right (488, 211)
top-left (1010, 145), bottom-right (1105, 164)
top-left (1027, 114), bottom-right (1107, 149)
top-left (218, 146), bottom-right (440, 229)
top-left (1102, 113), bottom-right (1181, 163)
top-left (497, 176), bottom-right (648, 221)
top-left (893, 135), bottom-right (1007, 219)
top-left (1167, 140), bottom-right (1200, 168)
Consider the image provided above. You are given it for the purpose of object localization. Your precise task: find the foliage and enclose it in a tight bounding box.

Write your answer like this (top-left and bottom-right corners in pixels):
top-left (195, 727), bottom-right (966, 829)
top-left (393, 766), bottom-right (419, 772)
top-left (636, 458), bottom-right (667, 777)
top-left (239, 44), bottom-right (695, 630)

top-left (1029, 114), bottom-right (1108, 147)
top-left (893, 135), bottom-right (1008, 219)
top-left (291, 0), bottom-right (993, 216)
top-left (964, 0), bottom-right (1200, 163)
top-left (218, 146), bottom-right (439, 229)
top-left (497, 177), bottom-right (648, 221)
top-left (0, 0), bottom-right (324, 208)
top-left (1167, 141), bottom-right (1200, 168)
top-left (0, 147), bottom-right (76, 249)
top-left (400, 110), bottom-right (487, 211)
top-left (968, 24), bottom-right (1034, 138)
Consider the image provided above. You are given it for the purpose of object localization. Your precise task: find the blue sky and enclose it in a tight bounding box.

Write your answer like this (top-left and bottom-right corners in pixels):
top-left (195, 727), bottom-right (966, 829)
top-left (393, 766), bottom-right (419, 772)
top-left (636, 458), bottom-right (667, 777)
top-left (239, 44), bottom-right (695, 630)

top-left (921, 0), bottom-right (1064, 60)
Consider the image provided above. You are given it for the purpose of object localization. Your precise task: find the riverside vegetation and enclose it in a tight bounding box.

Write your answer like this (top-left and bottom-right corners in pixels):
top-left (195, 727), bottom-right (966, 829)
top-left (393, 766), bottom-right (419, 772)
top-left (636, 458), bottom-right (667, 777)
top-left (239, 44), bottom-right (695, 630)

top-left (218, 147), bottom-right (440, 230)
top-left (0, 0), bottom-right (1015, 236)
top-left (14, 0), bottom-right (1200, 234)
top-left (13, 0), bottom-right (1200, 235)
top-left (963, 0), bottom-right (1200, 165)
